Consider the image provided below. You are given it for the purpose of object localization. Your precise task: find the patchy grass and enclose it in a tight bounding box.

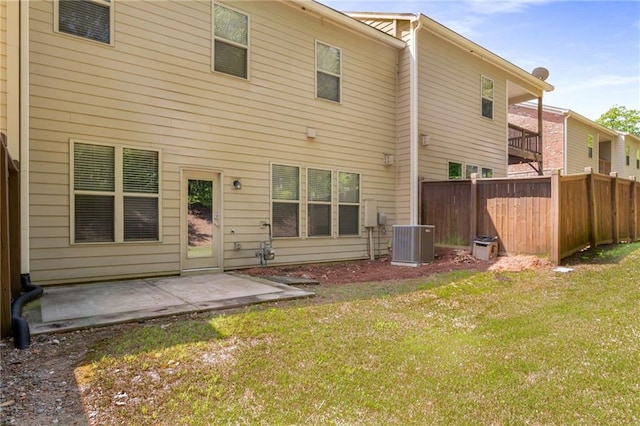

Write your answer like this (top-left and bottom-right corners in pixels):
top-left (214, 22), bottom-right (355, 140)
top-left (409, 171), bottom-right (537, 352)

top-left (77, 245), bottom-right (640, 425)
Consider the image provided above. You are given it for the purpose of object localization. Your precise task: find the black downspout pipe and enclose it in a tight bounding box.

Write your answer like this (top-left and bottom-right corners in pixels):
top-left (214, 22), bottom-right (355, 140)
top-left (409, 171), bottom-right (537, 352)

top-left (11, 273), bottom-right (43, 349)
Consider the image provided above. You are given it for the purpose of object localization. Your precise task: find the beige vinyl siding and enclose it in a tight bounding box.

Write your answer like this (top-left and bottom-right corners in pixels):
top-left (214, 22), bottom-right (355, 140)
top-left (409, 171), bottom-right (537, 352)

top-left (29, 1), bottom-right (398, 284)
top-left (622, 135), bottom-right (640, 178)
top-left (357, 18), bottom-right (396, 36)
top-left (0, 0), bottom-right (5, 135)
top-left (565, 118), bottom-right (603, 175)
top-left (416, 29), bottom-right (509, 181)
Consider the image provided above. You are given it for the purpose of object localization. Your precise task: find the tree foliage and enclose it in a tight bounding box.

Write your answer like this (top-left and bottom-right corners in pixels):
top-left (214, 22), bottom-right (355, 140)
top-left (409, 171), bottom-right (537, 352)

top-left (596, 105), bottom-right (640, 137)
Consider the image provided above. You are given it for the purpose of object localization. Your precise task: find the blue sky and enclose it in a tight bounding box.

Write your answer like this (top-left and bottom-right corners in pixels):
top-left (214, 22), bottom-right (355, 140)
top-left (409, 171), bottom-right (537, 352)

top-left (319, 0), bottom-right (640, 121)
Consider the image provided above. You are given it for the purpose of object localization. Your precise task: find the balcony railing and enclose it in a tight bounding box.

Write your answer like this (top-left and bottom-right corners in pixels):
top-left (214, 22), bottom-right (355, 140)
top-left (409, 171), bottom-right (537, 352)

top-left (508, 123), bottom-right (541, 155)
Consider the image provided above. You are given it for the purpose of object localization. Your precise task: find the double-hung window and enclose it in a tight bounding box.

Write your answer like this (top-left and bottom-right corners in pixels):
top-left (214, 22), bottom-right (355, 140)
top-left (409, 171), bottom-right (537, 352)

top-left (587, 134), bottom-right (594, 158)
top-left (481, 76), bottom-right (494, 119)
top-left (213, 3), bottom-right (249, 79)
top-left (72, 141), bottom-right (160, 243)
top-left (307, 169), bottom-right (332, 237)
top-left (338, 171), bottom-right (360, 235)
top-left (637, 149), bottom-right (640, 169)
top-left (316, 41), bottom-right (341, 102)
top-left (56, 0), bottom-right (114, 45)
top-left (271, 164), bottom-right (300, 238)
top-left (626, 145), bottom-right (630, 166)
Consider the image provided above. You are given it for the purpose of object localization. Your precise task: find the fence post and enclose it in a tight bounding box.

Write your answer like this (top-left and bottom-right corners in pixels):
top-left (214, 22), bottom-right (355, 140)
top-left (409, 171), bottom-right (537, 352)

top-left (610, 172), bottom-right (619, 244)
top-left (1, 135), bottom-right (11, 338)
top-left (550, 169), bottom-right (561, 264)
top-left (469, 173), bottom-right (478, 247)
top-left (630, 176), bottom-right (637, 241)
top-left (584, 167), bottom-right (597, 249)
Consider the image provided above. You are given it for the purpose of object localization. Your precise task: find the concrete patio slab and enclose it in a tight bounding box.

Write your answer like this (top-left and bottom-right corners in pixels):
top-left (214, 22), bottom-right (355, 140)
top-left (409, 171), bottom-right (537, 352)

top-left (24, 273), bottom-right (314, 335)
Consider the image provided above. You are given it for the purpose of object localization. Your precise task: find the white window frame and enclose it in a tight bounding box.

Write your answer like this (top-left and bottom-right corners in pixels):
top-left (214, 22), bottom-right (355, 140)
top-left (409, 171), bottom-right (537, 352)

top-left (465, 164), bottom-right (479, 179)
top-left (337, 170), bottom-right (361, 236)
top-left (307, 168), bottom-right (333, 238)
top-left (270, 163), bottom-right (301, 238)
top-left (587, 134), bottom-right (594, 159)
top-left (481, 75), bottom-right (494, 120)
top-left (448, 161), bottom-right (463, 180)
top-left (481, 167), bottom-right (494, 178)
top-left (625, 145), bottom-right (630, 166)
top-left (54, 0), bottom-right (115, 46)
top-left (70, 139), bottom-right (162, 244)
top-left (315, 40), bottom-right (342, 103)
top-left (212, 2), bottom-right (250, 79)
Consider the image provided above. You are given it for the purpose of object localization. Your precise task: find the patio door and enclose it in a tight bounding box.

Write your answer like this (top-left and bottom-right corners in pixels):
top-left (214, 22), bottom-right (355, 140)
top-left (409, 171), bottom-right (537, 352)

top-left (181, 170), bottom-right (221, 271)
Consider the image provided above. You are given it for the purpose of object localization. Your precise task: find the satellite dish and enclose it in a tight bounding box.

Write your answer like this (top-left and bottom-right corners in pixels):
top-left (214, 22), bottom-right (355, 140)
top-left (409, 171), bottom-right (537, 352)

top-left (532, 67), bottom-right (550, 81)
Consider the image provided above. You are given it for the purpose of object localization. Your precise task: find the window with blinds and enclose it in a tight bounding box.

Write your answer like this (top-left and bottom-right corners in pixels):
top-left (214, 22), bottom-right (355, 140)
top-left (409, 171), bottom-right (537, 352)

top-left (271, 164), bottom-right (300, 238)
top-left (307, 168), bottom-right (332, 237)
top-left (57, 0), bottom-right (113, 44)
top-left (316, 41), bottom-right (342, 102)
top-left (72, 142), bottom-right (160, 243)
top-left (213, 3), bottom-right (249, 78)
top-left (338, 171), bottom-right (360, 236)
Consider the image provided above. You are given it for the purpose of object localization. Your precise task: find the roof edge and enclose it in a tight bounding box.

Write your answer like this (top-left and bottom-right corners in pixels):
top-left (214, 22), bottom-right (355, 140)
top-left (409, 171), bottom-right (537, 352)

top-left (287, 1), bottom-right (406, 49)
top-left (416, 14), bottom-right (554, 93)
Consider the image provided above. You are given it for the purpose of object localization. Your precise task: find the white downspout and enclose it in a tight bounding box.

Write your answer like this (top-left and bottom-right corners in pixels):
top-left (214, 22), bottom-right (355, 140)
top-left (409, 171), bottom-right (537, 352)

top-left (409, 16), bottom-right (422, 225)
top-left (19, 0), bottom-right (30, 274)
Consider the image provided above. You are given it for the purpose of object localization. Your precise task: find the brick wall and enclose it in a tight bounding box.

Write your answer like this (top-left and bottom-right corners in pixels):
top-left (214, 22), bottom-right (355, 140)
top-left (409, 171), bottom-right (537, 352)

top-left (508, 105), bottom-right (565, 177)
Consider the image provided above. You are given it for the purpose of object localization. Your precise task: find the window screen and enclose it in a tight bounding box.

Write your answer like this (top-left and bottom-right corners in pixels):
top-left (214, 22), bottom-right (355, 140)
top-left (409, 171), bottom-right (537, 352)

top-left (308, 169), bottom-right (332, 237)
top-left (338, 171), bottom-right (359, 235)
top-left (272, 164), bottom-right (299, 237)
top-left (481, 76), bottom-right (494, 119)
top-left (58, 0), bottom-right (111, 44)
top-left (316, 42), bottom-right (341, 102)
top-left (213, 4), bottom-right (248, 78)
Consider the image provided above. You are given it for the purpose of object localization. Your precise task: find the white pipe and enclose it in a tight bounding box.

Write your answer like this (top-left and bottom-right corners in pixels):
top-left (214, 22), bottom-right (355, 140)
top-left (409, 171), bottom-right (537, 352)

top-left (19, 0), bottom-right (30, 273)
top-left (409, 16), bottom-right (423, 225)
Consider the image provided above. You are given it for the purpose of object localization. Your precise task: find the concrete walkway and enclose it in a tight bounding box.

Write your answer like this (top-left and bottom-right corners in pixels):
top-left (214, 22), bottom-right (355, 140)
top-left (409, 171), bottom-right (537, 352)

top-left (23, 273), bottom-right (314, 335)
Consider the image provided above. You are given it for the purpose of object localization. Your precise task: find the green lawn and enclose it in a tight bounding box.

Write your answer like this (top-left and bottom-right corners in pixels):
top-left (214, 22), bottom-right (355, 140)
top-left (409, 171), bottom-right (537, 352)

top-left (77, 243), bottom-right (640, 425)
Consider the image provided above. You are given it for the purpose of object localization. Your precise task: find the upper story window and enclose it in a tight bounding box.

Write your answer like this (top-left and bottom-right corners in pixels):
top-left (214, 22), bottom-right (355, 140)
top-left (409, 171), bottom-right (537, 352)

top-left (316, 41), bottom-right (341, 102)
top-left (481, 76), bottom-right (494, 119)
top-left (213, 3), bottom-right (249, 79)
top-left (625, 145), bottom-right (630, 166)
top-left (587, 134), bottom-right (594, 158)
top-left (72, 141), bottom-right (160, 243)
top-left (636, 149), bottom-right (640, 169)
top-left (56, 0), bottom-right (114, 45)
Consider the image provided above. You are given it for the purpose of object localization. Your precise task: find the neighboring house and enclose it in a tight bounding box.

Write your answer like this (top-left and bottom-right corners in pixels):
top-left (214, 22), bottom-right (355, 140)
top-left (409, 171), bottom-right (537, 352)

top-left (509, 103), bottom-right (640, 178)
top-left (2, 1), bottom-right (552, 285)
top-left (349, 13), bottom-right (553, 222)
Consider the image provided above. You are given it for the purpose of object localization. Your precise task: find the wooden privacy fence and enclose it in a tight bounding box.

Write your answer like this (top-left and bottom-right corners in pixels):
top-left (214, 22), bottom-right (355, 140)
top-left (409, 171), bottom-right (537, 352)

top-left (421, 169), bottom-right (640, 264)
top-left (1, 133), bottom-right (21, 338)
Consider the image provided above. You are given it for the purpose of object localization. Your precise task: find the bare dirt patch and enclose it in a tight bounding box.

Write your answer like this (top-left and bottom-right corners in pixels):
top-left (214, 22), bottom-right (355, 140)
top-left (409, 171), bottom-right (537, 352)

top-left (242, 247), bottom-right (550, 285)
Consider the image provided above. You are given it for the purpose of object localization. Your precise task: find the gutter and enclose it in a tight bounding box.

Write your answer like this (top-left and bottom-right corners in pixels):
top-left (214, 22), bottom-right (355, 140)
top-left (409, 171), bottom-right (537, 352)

top-left (409, 16), bottom-right (423, 225)
top-left (288, 1), bottom-right (406, 49)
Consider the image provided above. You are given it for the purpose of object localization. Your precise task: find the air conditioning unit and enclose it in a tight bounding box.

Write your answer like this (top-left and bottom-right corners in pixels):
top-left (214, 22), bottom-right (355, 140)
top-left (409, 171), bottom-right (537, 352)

top-left (391, 225), bottom-right (435, 266)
